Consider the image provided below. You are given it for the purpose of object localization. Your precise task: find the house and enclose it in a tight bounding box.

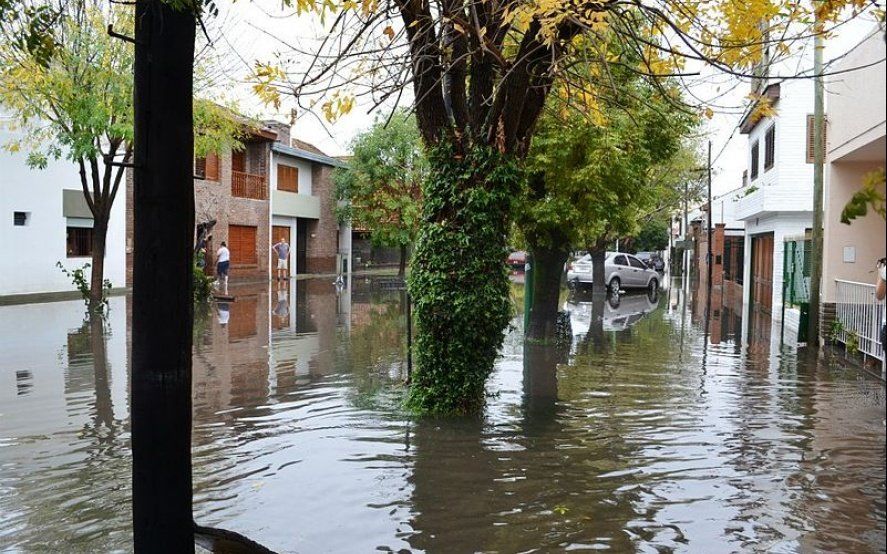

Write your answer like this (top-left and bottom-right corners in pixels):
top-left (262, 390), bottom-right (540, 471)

top-left (0, 113), bottom-right (127, 300)
top-left (820, 28), bottom-right (885, 365)
top-left (264, 121), bottom-right (351, 276)
top-left (735, 77), bottom-right (816, 328)
top-left (125, 118), bottom-right (351, 285)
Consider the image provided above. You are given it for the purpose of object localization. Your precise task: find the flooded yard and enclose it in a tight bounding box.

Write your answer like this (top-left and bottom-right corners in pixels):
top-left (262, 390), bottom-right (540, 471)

top-left (1, 277), bottom-right (884, 552)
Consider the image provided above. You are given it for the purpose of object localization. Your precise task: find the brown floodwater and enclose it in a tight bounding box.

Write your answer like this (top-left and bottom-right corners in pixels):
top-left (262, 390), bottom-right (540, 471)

top-left (1, 277), bottom-right (884, 553)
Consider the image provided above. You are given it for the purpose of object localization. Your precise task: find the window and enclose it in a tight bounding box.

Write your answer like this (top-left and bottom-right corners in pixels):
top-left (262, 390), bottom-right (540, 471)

top-left (614, 255), bottom-right (628, 266)
top-left (277, 164), bottom-right (299, 193)
top-left (13, 211), bottom-right (28, 226)
top-left (806, 115), bottom-right (826, 164)
top-left (67, 227), bottom-right (93, 257)
top-left (195, 153), bottom-right (220, 181)
top-left (228, 225), bottom-right (257, 265)
top-left (628, 257), bottom-right (646, 269)
top-left (750, 141), bottom-right (760, 180)
top-left (231, 150), bottom-right (246, 173)
top-left (764, 125), bottom-right (775, 170)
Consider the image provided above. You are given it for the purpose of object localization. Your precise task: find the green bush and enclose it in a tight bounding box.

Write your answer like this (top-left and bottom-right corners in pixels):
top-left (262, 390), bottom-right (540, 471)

top-left (57, 261), bottom-right (111, 313)
top-left (193, 263), bottom-right (214, 303)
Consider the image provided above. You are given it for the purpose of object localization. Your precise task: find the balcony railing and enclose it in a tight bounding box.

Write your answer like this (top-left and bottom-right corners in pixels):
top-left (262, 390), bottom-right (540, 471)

top-left (232, 170), bottom-right (267, 200)
top-left (834, 279), bottom-right (884, 364)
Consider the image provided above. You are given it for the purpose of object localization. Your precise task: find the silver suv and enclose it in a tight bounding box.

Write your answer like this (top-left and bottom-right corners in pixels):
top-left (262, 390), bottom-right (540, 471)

top-left (567, 252), bottom-right (660, 293)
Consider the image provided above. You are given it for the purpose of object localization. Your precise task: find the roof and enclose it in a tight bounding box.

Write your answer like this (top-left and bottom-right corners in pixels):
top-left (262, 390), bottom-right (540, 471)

top-left (272, 142), bottom-right (348, 168)
top-left (290, 139), bottom-right (327, 156)
top-left (739, 83), bottom-right (781, 134)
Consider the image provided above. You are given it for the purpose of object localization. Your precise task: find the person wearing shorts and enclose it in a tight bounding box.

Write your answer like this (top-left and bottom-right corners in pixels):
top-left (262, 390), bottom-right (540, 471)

top-left (272, 237), bottom-right (290, 281)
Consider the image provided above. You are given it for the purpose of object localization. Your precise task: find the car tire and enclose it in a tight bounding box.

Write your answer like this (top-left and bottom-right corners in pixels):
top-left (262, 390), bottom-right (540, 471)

top-left (648, 277), bottom-right (658, 291)
top-left (608, 277), bottom-right (621, 294)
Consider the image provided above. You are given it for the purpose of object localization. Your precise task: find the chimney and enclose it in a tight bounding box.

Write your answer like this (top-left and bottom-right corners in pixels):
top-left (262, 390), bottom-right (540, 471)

top-left (263, 120), bottom-right (291, 146)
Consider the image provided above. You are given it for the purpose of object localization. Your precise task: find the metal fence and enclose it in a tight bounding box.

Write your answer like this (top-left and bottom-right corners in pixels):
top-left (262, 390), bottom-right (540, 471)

top-left (834, 279), bottom-right (884, 364)
top-left (783, 238), bottom-right (811, 307)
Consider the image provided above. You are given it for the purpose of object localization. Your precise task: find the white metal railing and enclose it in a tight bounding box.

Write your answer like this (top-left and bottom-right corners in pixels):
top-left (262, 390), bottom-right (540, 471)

top-left (834, 279), bottom-right (884, 363)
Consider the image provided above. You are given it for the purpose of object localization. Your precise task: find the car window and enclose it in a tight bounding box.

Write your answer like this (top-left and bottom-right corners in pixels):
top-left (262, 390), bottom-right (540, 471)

top-left (628, 257), bottom-right (646, 269)
top-left (614, 255), bottom-right (628, 266)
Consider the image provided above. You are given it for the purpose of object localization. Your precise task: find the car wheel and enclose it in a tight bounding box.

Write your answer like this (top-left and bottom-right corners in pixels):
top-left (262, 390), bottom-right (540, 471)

top-left (608, 277), bottom-right (621, 294)
top-left (648, 277), bottom-right (659, 291)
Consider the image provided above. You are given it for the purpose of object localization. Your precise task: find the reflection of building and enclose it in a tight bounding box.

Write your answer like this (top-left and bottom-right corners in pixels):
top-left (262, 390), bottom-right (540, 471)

top-left (820, 28), bottom-right (885, 367)
top-left (0, 114), bottom-right (127, 298)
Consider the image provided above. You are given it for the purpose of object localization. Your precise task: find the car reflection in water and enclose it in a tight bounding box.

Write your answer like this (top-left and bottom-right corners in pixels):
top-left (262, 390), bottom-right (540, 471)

top-left (564, 287), bottom-right (661, 339)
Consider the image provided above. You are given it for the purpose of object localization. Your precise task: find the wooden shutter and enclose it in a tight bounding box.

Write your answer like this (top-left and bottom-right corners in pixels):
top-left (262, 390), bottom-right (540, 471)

top-left (764, 125), bottom-right (775, 170)
top-left (229, 225), bottom-right (257, 265)
top-left (751, 141), bottom-right (760, 180)
top-left (231, 150), bottom-right (246, 173)
top-left (277, 164), bottom-right (298, 192)
top-left (806, 115), bottom-right (826, 164)
top-left (195, 156), bottom-right (207, 179)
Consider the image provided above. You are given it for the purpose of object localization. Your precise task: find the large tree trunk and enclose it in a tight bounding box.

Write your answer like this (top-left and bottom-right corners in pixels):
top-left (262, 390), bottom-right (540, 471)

top-left (88, 216), bottom-right (108, 312)
top-left (407, 145), bottom-right (520, 414)
top-left (590, 248), bottom-right (607, 292)
top-left (526, 246), bottom-right (569, 341)
top-left (131, 0), bottom-right (196, 551)
top-left (398, 243), bottom-right (407, 277)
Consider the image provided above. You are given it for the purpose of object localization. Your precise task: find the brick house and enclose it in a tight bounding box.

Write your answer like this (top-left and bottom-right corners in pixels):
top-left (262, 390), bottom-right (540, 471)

top-left (125, 119), bottom-right (350, 285)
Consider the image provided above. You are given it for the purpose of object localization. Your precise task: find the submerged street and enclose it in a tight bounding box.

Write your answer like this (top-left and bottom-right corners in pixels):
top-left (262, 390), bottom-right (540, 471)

top-left (1, 276), bottom-right (884, 552)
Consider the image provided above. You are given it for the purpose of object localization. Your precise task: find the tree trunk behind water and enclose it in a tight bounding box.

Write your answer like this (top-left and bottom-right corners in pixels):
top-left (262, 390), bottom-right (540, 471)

top-left (590, 249), bottom-right (606, 291)
top-left (526, 247), bottom-right (569, 341)
top-left (131, 1), bottom-right (196, 551)
top-left (398, 243), bottom-right (408, 277)
top-left (88, 217), bottom-right (108, 312)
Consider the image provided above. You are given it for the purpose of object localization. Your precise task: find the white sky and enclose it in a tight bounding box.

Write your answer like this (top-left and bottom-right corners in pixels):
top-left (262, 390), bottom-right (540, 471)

top-left (203, 1), bottom-right (883, 183)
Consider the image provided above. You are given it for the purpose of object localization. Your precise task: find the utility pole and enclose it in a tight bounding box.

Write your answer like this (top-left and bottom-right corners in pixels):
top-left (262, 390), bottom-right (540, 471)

top-left (707, 141), bottom-right (713, 290)
top-left (808, 12), bottom-right (825, 347)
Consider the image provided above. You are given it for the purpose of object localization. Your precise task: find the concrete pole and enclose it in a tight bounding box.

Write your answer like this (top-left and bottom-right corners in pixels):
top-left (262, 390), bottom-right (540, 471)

top-left (707, 141), bottom-right (713, 290)
top-left (808, 14), bottom-right (825, 347)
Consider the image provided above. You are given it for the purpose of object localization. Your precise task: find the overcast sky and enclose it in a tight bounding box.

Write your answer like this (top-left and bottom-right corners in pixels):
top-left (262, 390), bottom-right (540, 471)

top-left (205, 2), bottom-right (883, 196)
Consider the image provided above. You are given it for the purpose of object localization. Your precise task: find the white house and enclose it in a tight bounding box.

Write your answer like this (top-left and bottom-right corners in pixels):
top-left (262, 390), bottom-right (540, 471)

top-left (821, 28), bottom-right (885, 364)
top-left (735, 77), bottom-right (815, 319)
top-left (0, 115), bottom-right (127, 300)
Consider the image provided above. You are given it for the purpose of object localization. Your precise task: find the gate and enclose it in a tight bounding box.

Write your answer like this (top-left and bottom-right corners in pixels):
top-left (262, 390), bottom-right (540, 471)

top-left (751, 233), bottom-right (774, 313)
top-left (782, 236), bottom-right (811, 342)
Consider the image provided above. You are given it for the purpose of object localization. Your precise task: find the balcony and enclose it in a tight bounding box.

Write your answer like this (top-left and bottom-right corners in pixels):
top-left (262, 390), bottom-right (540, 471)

top-left (232, 170), bottom-right (267, 200)
top-left (735, 183), bottom-right (813, 221)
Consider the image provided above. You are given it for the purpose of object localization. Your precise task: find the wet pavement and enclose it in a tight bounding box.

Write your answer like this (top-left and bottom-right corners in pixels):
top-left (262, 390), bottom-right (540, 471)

top-left (1, 276), bottom-right (884, 552)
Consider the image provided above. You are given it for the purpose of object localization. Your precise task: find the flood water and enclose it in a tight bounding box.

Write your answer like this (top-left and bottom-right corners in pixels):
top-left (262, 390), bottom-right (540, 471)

top-left (1, 277), bottom-right (884, 552)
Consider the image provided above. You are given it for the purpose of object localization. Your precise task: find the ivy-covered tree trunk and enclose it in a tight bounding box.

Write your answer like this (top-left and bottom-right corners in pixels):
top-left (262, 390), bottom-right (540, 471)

top-left (526, 246), bottom-right (569, 341)
top-left (407, 145), bottom-right (520, 414)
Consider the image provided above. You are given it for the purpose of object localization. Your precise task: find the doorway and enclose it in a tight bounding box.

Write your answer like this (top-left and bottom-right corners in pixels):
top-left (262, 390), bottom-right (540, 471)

top-left (750, 232), bottom-right (774, 313)
top-left (272, 225), bottom-right (291, 275)
top-left (296, 218), bottom-right (308, 275)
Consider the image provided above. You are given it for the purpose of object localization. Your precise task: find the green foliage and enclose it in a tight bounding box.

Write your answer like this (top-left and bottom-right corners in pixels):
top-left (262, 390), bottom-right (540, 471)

top-left (841, 168), bottom-right (885, 224)
top-left (406, 143), bottom-right (521, 415)
top-left (517, 72), bottom-right (700, 254)
top-left (57, 261), bottom-right (111, 312)
top-left (632, 218), bottom-right (670, 252)
top-left (333, 109), bottom-right (425, 249)
top-left (192, 263), bottom-right (214, 303)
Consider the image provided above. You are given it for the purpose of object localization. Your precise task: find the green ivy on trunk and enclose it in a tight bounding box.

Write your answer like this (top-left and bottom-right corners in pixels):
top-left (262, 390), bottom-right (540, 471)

top-left (407, 143), bottom-right (521, 415)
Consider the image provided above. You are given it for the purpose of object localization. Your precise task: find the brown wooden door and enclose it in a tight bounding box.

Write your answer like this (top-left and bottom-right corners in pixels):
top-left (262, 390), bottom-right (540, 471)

top-left (751, 233), bottom-right (774, 313)
top-left (272, 225), bottom-right (291, 273)
top-left (229, 225), bottom-right (257, 265)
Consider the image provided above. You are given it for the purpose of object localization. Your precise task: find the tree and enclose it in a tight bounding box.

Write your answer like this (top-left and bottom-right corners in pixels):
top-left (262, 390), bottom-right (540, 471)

top-left (0, 4), bottom-right (245, 312)
top-left (631, 218), bottom-right (670, 252)
top-left (333, 109), bottom-right (425, 276)
top-left (518, 70), bottom-right (699, 339)
top-left (253, 0), bottom-right (873, 413)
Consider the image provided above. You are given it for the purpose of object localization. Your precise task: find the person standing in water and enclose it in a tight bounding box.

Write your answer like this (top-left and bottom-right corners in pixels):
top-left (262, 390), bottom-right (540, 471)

top-left (272, 237), bottom-right (290, 281)
top-left (216, 241), bottom-right (230, 295)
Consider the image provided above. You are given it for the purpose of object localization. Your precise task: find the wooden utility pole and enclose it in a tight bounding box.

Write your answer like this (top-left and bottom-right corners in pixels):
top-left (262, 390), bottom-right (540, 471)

top-left (131, 0), bottom-right (197, 550)
top-left (706, 141), bottom-right (713, 289)
top-left (808, 13), bottom-right (825, 347)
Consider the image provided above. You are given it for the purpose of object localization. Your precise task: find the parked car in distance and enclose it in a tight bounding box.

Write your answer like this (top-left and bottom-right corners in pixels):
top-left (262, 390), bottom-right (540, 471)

top-left (567, 252), bottom-right (661, 292)
top-left (507, 250), bottom-right (527, 270)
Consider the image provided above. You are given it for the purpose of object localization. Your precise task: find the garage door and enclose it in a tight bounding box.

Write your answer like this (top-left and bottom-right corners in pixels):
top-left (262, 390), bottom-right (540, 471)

top-left (229, 225), bottom-right (257, 265)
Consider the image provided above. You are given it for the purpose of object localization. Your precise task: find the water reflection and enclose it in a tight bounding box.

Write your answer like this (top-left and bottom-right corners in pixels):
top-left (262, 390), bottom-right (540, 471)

top-left (0, 275), bottom-right (884, 552)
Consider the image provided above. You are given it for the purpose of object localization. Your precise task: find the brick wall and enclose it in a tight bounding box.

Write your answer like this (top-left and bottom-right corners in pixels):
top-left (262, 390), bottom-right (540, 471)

top-left (126, 141), bottom-right (272, 285)
top-left (305, 164), bottom-right (339, 273)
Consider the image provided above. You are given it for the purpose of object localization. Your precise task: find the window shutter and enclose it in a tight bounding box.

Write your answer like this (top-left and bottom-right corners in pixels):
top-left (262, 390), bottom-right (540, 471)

top-left (751, 141), bottom-right (760, 180)
top-left (206, 153), bottom-right (220, 181)
top-left (277, 164), bottom-right (299, 192)
top-left (806, 115), bottom-right (815, 163)
top-left (229, 225), bottom-right (257, 265)
top-left (764, 125), bottom-right (775, 170)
